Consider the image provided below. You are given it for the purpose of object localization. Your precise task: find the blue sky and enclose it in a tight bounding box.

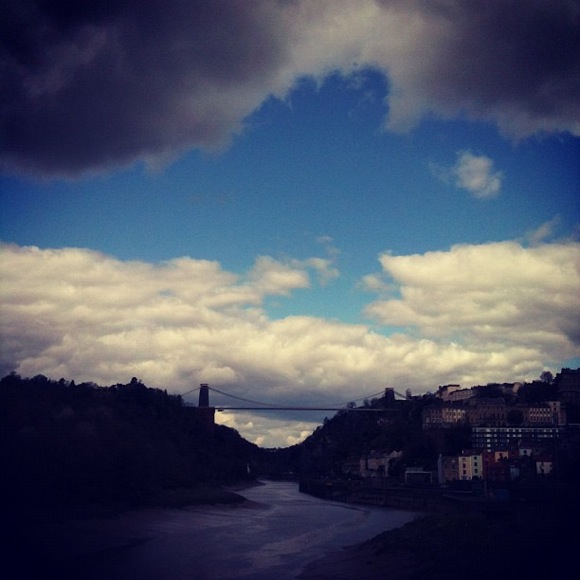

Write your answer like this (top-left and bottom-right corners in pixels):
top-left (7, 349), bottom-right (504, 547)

top-left (1, 1), bottom-right (579, 446)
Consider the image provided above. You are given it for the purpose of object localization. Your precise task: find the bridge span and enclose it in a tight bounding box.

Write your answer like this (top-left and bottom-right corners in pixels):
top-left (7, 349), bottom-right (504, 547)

top-left (185, 384), bottom-right (406, 412)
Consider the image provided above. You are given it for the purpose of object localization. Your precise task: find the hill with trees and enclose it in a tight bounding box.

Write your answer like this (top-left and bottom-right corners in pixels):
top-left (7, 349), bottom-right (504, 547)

top-left (0, 373), bottom-right (260, 513)
top-left (270, 393), bottom-right (474, 479)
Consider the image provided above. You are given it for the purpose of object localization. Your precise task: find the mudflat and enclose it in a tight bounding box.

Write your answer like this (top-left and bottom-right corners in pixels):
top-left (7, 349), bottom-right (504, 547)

top-left (299, 500), bottom-right (577, 579)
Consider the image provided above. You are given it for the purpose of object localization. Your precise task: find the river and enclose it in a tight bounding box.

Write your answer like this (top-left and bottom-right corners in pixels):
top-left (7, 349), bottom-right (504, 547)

top-left (29, 481), bottom-right (419, 579)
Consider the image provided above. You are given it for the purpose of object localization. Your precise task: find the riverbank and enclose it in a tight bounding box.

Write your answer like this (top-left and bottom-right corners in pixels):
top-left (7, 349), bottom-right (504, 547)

top-left (3, 480), bottom-right (262, 579)
top-left (299, 479), bottom-right (451, 512)
top-left (139, 482), bottom-right (255, 509)
top-left (4, 481), bottom-right (264, 580)
top-left (298, 495), bottom-right (578, 579)
top-left (6, 480), bottom-right (258, 527)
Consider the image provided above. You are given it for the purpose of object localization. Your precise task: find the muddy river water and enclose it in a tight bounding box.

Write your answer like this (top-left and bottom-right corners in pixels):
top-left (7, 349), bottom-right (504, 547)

top-left (27, 480), bottom-right (418, 579)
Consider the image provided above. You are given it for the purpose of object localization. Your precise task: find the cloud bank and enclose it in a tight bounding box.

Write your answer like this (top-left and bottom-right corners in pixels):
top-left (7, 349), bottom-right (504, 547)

top-left (2, 0), bottom-right (579, 176)
top-left (2, 240), bottom-right (578, 445)
top-left (365, 241), bottom-right (580, 356)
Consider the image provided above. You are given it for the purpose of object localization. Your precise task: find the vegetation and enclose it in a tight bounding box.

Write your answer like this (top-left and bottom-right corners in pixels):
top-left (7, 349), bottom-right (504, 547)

top-left (2, 372), bottom-right (578, 516)
top-left (267, 394), bottom-right (472, 480)
top-left (0, 373), bottom-right (259, 513)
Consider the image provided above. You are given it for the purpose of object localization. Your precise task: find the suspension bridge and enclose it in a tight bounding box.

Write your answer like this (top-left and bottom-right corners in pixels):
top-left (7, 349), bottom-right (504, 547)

top-left (182, 384), bottom-right (407, 413)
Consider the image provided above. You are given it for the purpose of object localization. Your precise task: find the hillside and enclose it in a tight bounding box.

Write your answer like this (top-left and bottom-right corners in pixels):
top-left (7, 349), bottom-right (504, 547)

top-left (0, 374), bottom-right (260, 514)
top-left (266, 393), bottom-right (470, 480)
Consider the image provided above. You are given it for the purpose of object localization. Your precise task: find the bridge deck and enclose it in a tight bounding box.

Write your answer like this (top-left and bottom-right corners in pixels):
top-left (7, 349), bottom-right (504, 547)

top-left (215, 406), bottom-right (392, 411)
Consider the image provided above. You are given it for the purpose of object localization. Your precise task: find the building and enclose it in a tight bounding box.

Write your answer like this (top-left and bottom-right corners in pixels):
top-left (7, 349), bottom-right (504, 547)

top-left (458, 452), bottom-right (483, 480)
top-left (499, 382), bottom-right (523, 396)
top-left (437, 384), bottom-right (462, 401)
top-left (524, 404), bottom-right (554, 425)
top-left (422, 404), bottom-right (443, 428)
top-left (547, 401), bottom-right (566, 425)
top-left (442, 405), bottom-right (467, 424)
top-left (436, 384), bottom-right (477, 402)
top-left (404, 466), bottom-right (433, 485)
top-left (525, 401), bottom-right (568, 426)
top-left (441, 455), bottom-right (459, 483)
top-left (447, 388), bottom-right (475, 402)
top-left (422, 403), bottom-right (466, 429)
top-left (536, 458), bottom-right (554, 476)
top-left (360, 450), bottom-right (402, 478)
top-left (481, 450), bottom-right (515, 483)
top-left (472, 426), bottom-right (563, 451)
top-left (465, 398), bottom-right (507, 426)
top-left (556, 368), bottom-right (580, 406)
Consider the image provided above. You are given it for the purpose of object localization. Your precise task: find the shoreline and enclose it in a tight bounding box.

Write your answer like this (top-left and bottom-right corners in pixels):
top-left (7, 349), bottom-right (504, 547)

top-left (298, 494), bottom-right (579, 579)
top-left (5, 481), bottom-right (265, 580)
top-left (8, 479), bottom-right (261, 526)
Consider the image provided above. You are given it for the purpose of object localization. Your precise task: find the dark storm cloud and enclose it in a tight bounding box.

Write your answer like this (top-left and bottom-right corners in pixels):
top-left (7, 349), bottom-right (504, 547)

top-left (0, 0), bottom-right (290, 176)
top-left (1, 0), bottom-right (579, 177)
top-left (393, 0), bottom-right (580, 135)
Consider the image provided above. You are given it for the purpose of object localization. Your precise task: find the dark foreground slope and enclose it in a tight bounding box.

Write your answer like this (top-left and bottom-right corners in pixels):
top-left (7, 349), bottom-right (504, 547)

top-left (300, 494), bottom-right (579, 579)
top-left (1, 374), bottom-right (269, 579)
top-left (0, 374), bottom-right (260, 516)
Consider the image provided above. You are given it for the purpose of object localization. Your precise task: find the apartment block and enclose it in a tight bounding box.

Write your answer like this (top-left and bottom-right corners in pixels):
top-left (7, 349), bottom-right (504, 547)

top-left (472, 426), bottom-right (563, 451)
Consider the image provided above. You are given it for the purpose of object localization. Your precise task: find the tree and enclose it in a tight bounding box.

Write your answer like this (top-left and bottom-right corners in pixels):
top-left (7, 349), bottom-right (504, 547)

top-left (518, 381), bottom-right (557, 403)
top-left (540, 371), bottom-right (554, 384)
top-left (506, 408), bottom-right (524, 426)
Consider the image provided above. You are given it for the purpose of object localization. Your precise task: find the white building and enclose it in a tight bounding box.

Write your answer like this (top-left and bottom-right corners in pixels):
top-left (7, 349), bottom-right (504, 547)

top-left (458, 453), bottom-right (483, 480)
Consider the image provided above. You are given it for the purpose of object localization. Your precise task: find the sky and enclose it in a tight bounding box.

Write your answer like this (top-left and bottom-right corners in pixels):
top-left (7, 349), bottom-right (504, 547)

top-left (1, 0), bottom-right (579, 447)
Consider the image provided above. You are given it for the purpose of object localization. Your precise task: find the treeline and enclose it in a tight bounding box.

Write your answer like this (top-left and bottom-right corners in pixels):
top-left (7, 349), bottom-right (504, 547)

top-left (264, 396), bottom-right (452, 479)
top-left (0, 374), bottom-right (259, 510)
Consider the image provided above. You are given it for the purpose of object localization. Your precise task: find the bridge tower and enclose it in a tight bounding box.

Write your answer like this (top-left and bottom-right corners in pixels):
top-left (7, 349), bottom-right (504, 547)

top-left (199, 383), bottom-right (210, 407)
top-left (197, 383), bottom-right (214, 432)
top-left (384, 388), bottom-right (395, 408)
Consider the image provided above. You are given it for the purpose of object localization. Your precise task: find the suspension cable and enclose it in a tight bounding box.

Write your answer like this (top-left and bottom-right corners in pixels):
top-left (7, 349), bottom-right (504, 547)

top-left (184, 384), bottom-right (406, 407)
top-left (207, 385), bottom-right (291, 408)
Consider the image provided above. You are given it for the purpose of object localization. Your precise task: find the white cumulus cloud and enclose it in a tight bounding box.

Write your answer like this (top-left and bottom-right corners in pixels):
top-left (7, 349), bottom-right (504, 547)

top-left (431, 151), bottom-right (504, 199)
top-left (365, 241), bottom-right (580, 356)
top-left (1, 240), bottom-right (578, 446)
top-left (452, 151), bottom-right (503, 199)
